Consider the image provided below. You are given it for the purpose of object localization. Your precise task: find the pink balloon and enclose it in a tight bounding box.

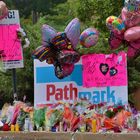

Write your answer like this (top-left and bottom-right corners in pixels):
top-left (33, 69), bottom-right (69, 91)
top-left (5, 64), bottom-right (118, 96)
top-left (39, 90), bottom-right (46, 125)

top-left (55, 63), bottom-right (74, 79)
top-left (121, 7), bottom-right (140, 28)
top-left (121, 8), bottom-right (128, 22)
top-left (57, 50), bottom-right (80, 64)
top-left (109, 30), bottom-right (124, 50)
top-left (63, 64), bottom-right (74, 75)
top-left (0, 1), bottom-right (8, 20)
top-left (124, 26), bottom-right (140, 42)
top-left (127, 40), bottom-right (140, 58)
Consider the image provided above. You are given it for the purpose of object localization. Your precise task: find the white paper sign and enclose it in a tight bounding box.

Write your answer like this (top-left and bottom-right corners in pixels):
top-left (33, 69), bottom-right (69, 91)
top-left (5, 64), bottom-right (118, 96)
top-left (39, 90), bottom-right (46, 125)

top-left (0, 10), bottom-right (20, 25)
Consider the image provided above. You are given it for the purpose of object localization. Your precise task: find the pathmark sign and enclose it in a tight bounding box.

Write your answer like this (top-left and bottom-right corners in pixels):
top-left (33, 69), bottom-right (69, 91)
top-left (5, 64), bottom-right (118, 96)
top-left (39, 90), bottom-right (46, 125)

top-left (34, 52), bottom-right (128, 107)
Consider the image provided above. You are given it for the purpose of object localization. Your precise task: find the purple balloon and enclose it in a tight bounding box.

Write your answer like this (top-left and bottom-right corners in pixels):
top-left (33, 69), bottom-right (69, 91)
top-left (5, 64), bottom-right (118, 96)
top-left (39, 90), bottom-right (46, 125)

top-left (42, 24), bottom-right (57, 46)
top-left (65, 18), bottom-right (80, 49)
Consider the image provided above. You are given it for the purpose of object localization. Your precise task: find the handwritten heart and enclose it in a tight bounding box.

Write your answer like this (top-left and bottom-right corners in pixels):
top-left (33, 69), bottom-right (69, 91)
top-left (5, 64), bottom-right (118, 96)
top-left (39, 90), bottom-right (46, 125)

top-left (110, 67), bottom-right (118, 76)
top-left (100, 63), bottom-right (109, 75)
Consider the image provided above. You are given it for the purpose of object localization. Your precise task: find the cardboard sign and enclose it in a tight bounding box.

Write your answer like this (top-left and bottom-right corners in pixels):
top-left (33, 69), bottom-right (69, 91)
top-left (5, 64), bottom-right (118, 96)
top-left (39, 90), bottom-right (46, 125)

top-left (0, 10), bottom-right (23, 69)
top-left (34, 54), bottom-right (128, 107)
top-left (0, 10), bottom-right (20, 25)
top-left (82, 52), bottom-right (127, 87)
top-left (0, 25), bottom-right (22, 61)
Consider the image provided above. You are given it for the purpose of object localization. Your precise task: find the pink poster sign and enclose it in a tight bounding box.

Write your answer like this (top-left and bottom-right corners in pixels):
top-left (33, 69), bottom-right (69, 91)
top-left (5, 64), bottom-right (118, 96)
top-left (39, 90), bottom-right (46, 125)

top-left (0, 24), bottom-right (22, 61)
top-left (82, 52), bottom-right (127, 87)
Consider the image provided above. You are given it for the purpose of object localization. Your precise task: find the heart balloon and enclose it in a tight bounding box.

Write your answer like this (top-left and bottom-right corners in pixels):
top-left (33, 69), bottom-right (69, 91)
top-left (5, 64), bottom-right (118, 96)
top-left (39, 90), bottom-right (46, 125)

top-left (124, 26), bottom-right (140, 42)
top-left (54, 63), bottom-right (74, 79)
top-left (106, 16), bottom-right (126, 34)
top-left (109, 30), bottom-right (124, 50)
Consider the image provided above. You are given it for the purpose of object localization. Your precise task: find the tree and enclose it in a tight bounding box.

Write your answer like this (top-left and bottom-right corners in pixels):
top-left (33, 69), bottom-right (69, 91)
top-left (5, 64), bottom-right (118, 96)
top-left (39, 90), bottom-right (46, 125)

top-left (76, 0), bottom-right (123, 32)
top-left (4, 0), bottom-right (67, 18)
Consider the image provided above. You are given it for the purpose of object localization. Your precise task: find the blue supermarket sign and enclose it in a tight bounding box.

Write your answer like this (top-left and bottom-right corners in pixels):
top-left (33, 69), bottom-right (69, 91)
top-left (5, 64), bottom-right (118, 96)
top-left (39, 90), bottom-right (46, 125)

top-left (34, 60), bottom-right (128, 107)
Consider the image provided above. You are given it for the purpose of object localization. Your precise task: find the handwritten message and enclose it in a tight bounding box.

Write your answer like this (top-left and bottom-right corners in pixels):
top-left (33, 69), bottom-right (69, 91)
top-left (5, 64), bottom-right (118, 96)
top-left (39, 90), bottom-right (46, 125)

top-left (0, 24), bottom-right (22, 61)
top-left (82, 52), bottom-right (127, 87)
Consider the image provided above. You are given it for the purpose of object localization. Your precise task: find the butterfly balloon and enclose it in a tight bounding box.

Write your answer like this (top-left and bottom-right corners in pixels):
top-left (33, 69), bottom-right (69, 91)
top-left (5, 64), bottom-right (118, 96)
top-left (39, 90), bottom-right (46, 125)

top-left (32, 18), bottom-right (81, 79)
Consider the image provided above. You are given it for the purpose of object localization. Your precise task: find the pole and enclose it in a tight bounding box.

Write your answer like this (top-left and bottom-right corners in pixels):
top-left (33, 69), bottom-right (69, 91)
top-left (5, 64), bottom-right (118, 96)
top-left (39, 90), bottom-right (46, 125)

top-left (12, 68), bottom-right (17, 101)
top-left (32, 10), bottom-right (38, 24)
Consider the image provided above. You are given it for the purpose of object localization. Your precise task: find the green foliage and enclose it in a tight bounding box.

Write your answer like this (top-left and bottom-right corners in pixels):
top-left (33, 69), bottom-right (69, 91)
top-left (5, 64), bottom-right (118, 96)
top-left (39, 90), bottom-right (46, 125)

top-left (4, 0), bottom-right (67, 18)
top-left (16, 17), bottom-right (46, 102)
top-left (128, 57), bottom-right (140, 93)
top-left (76, 0), bottom-right (123, 32)
top-left (17, 109), bottom-right (30, 130)
top-left (33, 108), bottom-right (46, 129)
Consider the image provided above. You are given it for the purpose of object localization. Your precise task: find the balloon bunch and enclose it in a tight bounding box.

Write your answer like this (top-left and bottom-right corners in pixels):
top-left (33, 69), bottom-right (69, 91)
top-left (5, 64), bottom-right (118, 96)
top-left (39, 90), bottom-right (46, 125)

top-left (32, 18), bottom-right (99, 79)
top-left (106, 0), bottom-right (140, 58)
top-left (33, 18), bottom-right (80, 79)
top-left (0, 1), bottom-right (8, 20)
